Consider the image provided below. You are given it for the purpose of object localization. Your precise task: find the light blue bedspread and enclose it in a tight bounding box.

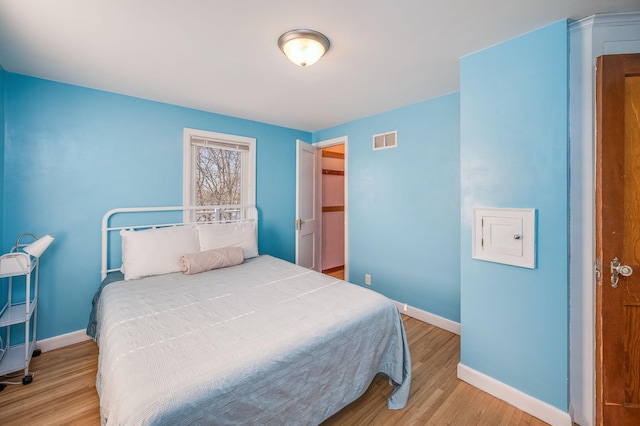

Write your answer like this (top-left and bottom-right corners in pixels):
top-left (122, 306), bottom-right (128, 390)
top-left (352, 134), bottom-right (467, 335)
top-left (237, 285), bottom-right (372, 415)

top-left (94, 255), bottom-right (411, 425)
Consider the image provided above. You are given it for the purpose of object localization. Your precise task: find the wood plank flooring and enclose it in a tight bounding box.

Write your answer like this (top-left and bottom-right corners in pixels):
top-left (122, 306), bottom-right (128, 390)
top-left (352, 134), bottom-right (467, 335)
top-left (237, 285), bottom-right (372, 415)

top-left (0, 316), bottom-right (549, 425)
top-left (0, 338), bottom-right (100, 425)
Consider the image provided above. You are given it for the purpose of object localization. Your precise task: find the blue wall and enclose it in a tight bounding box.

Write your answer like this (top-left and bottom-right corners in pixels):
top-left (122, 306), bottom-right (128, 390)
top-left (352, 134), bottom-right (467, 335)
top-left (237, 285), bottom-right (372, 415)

top-left (459, 21), bottom-right (569, 410)
top-left (0, 65), bottom-right (5, 246)
top-left (1, 20), bottom-right (572, 415)
top-left (3, 74), bottom-right (309, 340)
top-left (314, 93), bottom-right (461, 322)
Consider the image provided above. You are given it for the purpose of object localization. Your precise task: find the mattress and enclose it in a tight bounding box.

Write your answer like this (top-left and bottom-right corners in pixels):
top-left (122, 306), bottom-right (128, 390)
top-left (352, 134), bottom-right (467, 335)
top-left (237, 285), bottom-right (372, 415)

top-left (93, 255), bottom-right (411, 425)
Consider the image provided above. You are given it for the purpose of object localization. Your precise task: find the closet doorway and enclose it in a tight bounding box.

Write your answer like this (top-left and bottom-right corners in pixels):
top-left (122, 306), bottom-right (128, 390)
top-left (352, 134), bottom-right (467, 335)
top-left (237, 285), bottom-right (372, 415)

top-left (317, 137), bottom-right (348, 281)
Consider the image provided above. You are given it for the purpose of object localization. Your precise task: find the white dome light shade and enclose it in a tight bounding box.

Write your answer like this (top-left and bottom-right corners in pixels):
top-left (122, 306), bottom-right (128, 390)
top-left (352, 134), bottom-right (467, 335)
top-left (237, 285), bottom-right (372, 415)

top-left (278, 29), bottom-right (330, 67)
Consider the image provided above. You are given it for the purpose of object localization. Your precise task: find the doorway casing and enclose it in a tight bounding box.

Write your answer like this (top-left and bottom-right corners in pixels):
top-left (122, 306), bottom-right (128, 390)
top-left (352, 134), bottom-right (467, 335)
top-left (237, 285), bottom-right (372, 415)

top-left (569, 12), bottom-right (640, 426)
top-left (315, 136), bottom-right (349, 281)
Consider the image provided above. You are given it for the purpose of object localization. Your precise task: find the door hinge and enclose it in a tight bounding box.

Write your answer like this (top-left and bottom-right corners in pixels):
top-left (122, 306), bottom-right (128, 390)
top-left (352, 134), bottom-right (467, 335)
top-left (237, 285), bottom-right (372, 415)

top-left (595, 258), bottom-right (602, 285)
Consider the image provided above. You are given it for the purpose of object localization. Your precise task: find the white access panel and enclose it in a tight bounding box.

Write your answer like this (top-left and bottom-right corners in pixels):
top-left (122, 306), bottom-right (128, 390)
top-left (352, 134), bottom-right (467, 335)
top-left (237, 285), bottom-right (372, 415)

top-left (472, 208), bottom-right (536, 269)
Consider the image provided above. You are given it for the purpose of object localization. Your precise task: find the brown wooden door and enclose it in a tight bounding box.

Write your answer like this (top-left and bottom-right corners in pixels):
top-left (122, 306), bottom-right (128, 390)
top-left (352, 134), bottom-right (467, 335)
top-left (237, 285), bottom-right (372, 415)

top-left (596, 53), bottom-right (640, 426)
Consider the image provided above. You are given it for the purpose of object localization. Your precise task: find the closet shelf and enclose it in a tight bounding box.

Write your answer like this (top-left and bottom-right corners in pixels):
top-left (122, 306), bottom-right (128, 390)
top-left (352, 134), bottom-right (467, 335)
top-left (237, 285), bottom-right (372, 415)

top-left (322, 169), bottom-right (344, 176)
top-left (322, 206), bottom-right (344, 213)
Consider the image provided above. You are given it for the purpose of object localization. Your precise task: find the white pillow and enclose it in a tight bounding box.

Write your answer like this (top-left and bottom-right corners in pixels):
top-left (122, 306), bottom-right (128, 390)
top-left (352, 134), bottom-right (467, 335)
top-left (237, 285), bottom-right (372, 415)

top-left (196, 222), bottom-right (258, 259)
top-left (121, 225), bottom-right (199, 280)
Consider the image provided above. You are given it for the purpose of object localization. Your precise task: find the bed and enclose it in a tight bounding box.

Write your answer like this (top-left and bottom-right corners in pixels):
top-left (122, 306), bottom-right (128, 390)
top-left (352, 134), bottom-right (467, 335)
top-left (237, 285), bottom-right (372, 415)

top-left (88, 205), bottom-right (411, 425)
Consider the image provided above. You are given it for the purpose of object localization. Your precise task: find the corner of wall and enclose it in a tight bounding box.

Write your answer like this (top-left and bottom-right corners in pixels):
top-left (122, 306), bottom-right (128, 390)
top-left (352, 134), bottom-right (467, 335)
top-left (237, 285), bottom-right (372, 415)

top-left (460, 19), bottom-right (569, 411)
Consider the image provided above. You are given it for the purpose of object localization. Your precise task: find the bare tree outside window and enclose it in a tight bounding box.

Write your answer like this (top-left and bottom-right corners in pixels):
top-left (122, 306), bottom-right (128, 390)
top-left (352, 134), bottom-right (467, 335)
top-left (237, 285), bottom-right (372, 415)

top-left (184, 129), bottom-right (255, 223)
top-left (196, 146), bottom-right (241, 205)
top-left (195, 146), bottom-right (242, 221)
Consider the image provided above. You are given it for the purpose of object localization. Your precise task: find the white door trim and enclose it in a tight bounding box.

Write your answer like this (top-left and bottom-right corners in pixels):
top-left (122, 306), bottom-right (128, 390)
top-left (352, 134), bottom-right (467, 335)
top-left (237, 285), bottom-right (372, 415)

top-left (568, 13), bottom-right (640, 426)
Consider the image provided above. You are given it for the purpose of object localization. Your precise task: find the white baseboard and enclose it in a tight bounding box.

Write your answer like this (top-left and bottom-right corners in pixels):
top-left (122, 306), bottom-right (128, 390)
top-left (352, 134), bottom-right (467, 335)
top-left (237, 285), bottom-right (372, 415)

top-left (457, 363), bottom-right (572, 426)
top-left (36, 329), bottom-right (92, 353)
top-left (392, 301), bottom-right (461, 335)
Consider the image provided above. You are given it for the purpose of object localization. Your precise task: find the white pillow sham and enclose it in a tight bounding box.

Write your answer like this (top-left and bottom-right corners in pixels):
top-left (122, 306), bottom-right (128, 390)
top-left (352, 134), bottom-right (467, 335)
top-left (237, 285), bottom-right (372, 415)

top-left (196, 221), bottom-right (258, 259)
top-left (121, 225), bottom-right (199, 280)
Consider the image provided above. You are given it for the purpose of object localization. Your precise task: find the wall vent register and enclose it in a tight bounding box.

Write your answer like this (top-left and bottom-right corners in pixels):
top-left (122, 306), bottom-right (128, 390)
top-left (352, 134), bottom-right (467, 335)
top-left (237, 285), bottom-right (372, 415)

top-left (472, 207), bottom-right (536, 269)
top-left (373, 131), bottom-right (397, 150)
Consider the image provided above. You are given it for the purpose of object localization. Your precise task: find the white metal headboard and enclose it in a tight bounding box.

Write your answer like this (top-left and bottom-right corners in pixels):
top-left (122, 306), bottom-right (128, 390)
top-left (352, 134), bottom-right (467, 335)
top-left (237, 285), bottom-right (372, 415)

top-left (101, 205), bottom-right (258, 280)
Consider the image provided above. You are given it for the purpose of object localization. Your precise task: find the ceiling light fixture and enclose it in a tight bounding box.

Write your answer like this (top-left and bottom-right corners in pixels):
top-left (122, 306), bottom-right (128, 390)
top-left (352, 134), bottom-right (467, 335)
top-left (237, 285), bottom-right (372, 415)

top-left (278, 29), bottom-right (330, 67)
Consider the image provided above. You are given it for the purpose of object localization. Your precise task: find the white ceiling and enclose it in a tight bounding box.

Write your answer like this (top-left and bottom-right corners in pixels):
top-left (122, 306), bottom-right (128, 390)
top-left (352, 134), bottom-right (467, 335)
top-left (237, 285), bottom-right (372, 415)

top-left (0, 1), bottom-right (638, 132)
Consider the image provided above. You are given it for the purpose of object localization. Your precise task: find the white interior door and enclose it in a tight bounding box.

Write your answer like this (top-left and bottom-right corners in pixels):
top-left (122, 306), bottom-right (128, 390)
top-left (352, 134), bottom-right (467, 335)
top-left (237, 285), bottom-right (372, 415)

top-left (295, 140), bottom-right (321, 270)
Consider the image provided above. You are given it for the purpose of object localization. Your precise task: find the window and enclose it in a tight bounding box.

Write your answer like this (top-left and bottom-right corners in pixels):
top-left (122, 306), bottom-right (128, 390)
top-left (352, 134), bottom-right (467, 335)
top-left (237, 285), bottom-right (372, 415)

top-left (183, 128), bottom-right (256, 221)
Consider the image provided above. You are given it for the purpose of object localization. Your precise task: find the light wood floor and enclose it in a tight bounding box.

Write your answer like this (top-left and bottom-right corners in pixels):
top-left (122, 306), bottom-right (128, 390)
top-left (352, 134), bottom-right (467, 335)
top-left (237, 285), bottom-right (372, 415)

top-left (0, 316), bottom-right (549, 425)
top-left (324, 268), bottom-right (345, 280)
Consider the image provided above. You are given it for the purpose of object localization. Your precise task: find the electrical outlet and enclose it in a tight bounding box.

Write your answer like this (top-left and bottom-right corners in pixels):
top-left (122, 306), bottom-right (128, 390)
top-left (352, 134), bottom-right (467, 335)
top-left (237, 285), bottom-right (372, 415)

top-left (365, 274), bottom-right (371, 285)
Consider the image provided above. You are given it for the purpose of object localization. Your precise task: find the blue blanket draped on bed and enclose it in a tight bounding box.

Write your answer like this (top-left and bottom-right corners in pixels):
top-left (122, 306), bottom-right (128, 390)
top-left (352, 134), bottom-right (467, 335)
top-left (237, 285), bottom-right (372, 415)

top-left (89, 256), bottom-right (411, 425)
top-left (86, 271), bottom-right (124, 339)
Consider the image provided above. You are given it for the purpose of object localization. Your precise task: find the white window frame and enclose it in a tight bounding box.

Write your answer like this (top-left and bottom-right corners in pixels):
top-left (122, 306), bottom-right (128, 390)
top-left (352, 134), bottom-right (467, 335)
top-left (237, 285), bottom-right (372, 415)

top-left (183, 128), bottom-right (256, 221)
